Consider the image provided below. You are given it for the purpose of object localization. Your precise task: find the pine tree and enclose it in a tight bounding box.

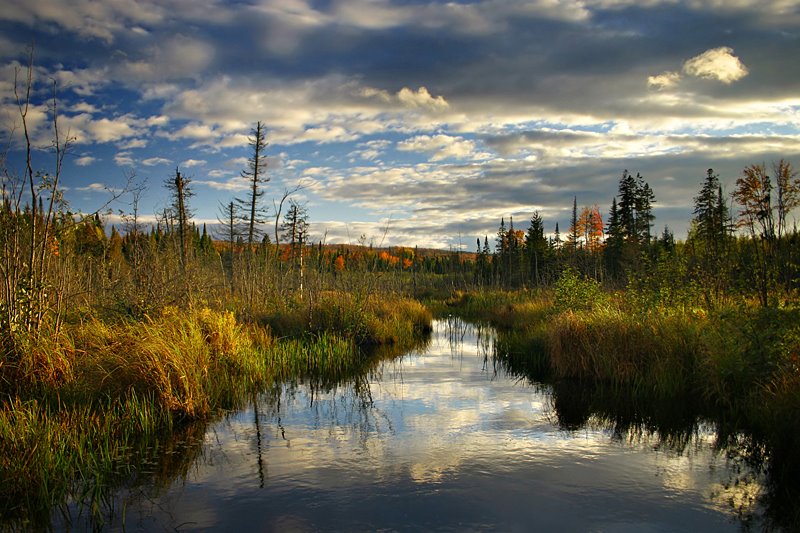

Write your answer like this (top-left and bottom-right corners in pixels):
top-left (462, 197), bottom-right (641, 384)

top-left (567, 196), bottom-right (580, 251)
top-left (693, 169), bottom-right (727, 247)
top-left (635, 174), bottom-right (655, 244)
top-left (604, 196), bottom-right (624, 279)
top-left (617, 170), bottom-right (638, 242)
top-left (525, 211), bottom-right (547, 284)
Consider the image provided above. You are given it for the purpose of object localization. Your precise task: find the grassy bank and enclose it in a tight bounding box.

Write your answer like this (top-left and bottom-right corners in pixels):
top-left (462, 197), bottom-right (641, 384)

top-left (442, 287), bottom-right (800, 529)
top-left (440, 288), bottom-right (800, 472)
top-left (0, 293), bottom-right (432, 528)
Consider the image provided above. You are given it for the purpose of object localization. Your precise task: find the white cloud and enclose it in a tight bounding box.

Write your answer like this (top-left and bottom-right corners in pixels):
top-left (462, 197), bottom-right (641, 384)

top-left (182, 158), bottom-right (207, 168)
top-left (146, 115), bottom-right (170, 127)
top-left (114, 151), bottom-right (134, 166)
top-left (195, 176), bottom-right (250, 191)
top-left (74, 155), bottom-right (97, 166)
top-left (115, 35), bottom-right (215, 82)
top-left (299, 125), bottom-right (359, 144)
top-left (71, 101), bottom-right (100, 114)
top-left (682, 47), bottom-right (749, 84)
top-left (118, 138), bottom-right (148, 149)
top-left (86, 116), bottom-right (139, 142)
top-left (207, 169), bottom-right (233, 178)
top-left (350, 139), bottom-right (392, 161)
top-left (142, 157), bottom-right (172, 166)
top-left (76, 182), bottom-right (109, 192)
top-left (397, 134), bottom-right (486, 161)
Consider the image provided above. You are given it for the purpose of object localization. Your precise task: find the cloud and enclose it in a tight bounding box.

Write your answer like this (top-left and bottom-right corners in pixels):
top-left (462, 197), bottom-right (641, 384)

top-left (181, 158), bottom-right (207, 168)
top-left (115, 35), bottom-right (215, 82)
top-left (118, 138), bottom-right (148, 149)
top-left (114, 151), bottom-right (134, 166)
top-left (194, 176), bottom-right (250, 191)
top-left (4, 0), bottom-right (799, 251)
top-left (647, 71), bottom-right (681, 90)
top-left (682, 47), bottom-right (749, 84)
top-left (86, 116), bottom-right (139, 142)
top-left (207, 169), bottom-right (233, 178)
top-left (74, 155), bottom-right (97, 166)
top-left (397, 134), bottom-right (487, 162)
top-left (349, 140), bottom-right (392, 161)
top-left (75, 182), bottom-right (109, 192)
top-left (397, 87), bottom-right (449, 111)
top-left (142, 157), bottom-right (172, 166)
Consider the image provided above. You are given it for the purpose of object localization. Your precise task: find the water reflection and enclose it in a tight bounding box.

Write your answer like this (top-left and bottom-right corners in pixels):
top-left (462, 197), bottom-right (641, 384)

top-left (81, 319), bottom-right (766, 531)
top-left (28, 318), bottom-right (798, 531)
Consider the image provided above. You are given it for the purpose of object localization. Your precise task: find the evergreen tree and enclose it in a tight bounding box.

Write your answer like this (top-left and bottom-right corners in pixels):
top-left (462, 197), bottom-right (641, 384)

top-left (693, 169), bottom-right (729, 247)
top-left (525, 211), bottom-right (548, 285)
top-left (604, 196), bottom-right (624, 279)
top-left (617, 170), bottom-right (638, 242)
top-left (567, 196), bottom-right (580, 251)
top-left (635, 175), bottom-right (655, 244)
top-left (606, 170), bottom-right (657, 282)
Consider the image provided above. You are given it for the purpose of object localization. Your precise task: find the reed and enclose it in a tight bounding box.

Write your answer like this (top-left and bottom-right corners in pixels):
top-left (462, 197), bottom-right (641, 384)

top-left (0, 393), bottom-right (174, 527)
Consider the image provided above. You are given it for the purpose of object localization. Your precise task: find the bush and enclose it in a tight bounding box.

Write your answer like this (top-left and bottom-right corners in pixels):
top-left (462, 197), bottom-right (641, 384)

top-left (554, 267), bottom-right (606, 312)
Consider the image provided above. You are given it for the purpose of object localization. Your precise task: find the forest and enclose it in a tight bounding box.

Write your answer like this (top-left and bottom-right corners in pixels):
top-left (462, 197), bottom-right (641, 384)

top-left (2, 65), bottom-right (800, 529)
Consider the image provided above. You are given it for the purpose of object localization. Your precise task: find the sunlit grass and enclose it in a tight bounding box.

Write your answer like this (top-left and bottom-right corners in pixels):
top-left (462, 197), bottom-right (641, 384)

top-left (0, 296), bottom-right (433, 527)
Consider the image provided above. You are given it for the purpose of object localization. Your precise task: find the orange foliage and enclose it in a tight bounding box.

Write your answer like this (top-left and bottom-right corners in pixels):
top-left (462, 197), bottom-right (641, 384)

top-left (49, 235), bottom-right (59, 257)
top-left (334, 255), bottom-right (345, 272)
top-left (379, 250), bottom-right (400, 266)
top-left (575, 205), bottom-right (604, 252)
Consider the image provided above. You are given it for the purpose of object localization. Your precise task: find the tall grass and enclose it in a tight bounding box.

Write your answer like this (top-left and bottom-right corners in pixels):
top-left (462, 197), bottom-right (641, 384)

top-left (260, 291), bottom-right (432, 347)
top-left (1, 295), bottom-right (433, 527)
top-left (445, 288), bottom-right (800, 510)
top-left (68, 306), bottom-right (271, 418)
top-left (0, 394), bottom-right (175, 528)
top-left (546, 306), bottom-right (704, 396)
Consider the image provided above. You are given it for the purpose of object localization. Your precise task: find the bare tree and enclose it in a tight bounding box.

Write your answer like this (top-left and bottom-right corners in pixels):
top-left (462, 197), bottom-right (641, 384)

top-left (216, 199), bottom-right (241, 291)
top-left (165, 168), bottom-right (193, 272)
top-left (237, 122), bottom-right (269, 247)
top-left (273, 183), bottom-right (305, 249)
top-left (0, 51), bottom-right (75, 345)
top-left (281, 199), bottom-right (309, 293)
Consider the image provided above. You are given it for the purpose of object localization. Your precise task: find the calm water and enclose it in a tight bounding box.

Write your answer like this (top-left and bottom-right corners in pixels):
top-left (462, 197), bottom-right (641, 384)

top-left (79, 319), bottom-right (766, 531)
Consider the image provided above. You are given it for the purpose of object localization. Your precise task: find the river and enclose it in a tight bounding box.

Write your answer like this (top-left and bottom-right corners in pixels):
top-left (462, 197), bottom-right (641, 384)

top-left (61, 318), bottom-right (770, 531)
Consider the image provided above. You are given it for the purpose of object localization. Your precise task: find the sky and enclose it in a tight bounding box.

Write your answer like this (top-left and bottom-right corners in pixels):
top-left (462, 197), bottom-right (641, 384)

top-left (1, 0), bottom-right (799, 249)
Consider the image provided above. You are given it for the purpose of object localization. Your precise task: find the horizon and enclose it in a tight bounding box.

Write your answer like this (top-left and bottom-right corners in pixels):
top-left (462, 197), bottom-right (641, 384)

top-left (1, 1), bottom-right (799, 249)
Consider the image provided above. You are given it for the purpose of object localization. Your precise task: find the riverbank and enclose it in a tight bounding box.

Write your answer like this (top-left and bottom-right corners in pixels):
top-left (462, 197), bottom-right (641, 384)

top-left (0, 292), bottom-right (432, 528)
top-left (436, 287), bottom-right (800, 526)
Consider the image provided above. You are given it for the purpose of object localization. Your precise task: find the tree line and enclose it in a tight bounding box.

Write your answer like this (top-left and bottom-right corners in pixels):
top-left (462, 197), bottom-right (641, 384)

top-left (473, 162), bottom-right (800, 308)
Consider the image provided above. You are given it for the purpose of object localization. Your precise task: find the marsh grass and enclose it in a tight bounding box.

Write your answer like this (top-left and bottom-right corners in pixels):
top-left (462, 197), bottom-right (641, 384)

top-left (546, 306), bottom-right (704, 396)
top-left (0, 394), bottom-right (174, 528)
top-left (460, 289), bottom-right (799, 532)
top-left (260, 291), bottom-right (432, 346)
top-left (69, 306), bottom-right (271, 419)
top-left (1, 295), bottom-right (433, 528)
